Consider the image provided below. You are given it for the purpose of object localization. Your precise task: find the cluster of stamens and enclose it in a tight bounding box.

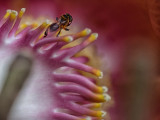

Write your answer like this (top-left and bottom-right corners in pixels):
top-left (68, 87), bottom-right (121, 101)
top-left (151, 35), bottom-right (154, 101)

top-left (0, 8), bottom-right (111, 120)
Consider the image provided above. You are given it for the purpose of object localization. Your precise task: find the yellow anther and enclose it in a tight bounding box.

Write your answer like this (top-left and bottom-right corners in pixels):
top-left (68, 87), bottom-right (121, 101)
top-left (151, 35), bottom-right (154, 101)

top-left (20, 23), bottom-right (28, 29)
top-left (75, 28), bottom-right (91, 39)
top-left (83, 33), bottom-right (98, 46)
top-left (63, 36), bottom-right (73, 42)
top-left (19, 8), bottom-right (26, 18)
top-left (31, 23), bottom-right (38, 28)
top-left (4, 9), bottom-right (11, 19)
top-left (95, 111), bottom-right (104, 117)
top-left (92, 103), bottom-right (102, 108)
top-left (10, 10), bottom-right (17, 20)
top-left (94, 93), bottom-right (111, 102)
top-left (80, 28), bottom-right (91, 36)
top-left (92, 69), bottom-right (103, 78)
top-left (96, 86), bottom-right (104, 93)
top-left (90, 111), bottom-right (106, 117)
top-left (95, 94), bottom-right (106, 102)
top-left (40, 20), bottom-right (49, 29)
top-left (87, 33), bottom-right (98, 43)
top-left (41, 22), bottom-right (48, 28)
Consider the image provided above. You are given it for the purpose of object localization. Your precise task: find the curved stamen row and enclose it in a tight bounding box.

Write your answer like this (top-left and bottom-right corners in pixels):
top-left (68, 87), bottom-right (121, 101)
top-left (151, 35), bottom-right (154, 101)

top-left (0, 8), bottom-right (111, 120)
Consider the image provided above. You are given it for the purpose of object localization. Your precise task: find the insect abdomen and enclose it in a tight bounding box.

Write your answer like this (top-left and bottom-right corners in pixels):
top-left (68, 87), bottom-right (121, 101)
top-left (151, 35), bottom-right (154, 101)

top-left (50, 23), bottom-right (59, 32)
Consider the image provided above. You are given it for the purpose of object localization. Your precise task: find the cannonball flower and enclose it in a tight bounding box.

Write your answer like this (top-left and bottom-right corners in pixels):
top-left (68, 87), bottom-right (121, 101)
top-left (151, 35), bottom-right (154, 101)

top-left (1, 0), bottom-right (160, 120)
top-left (0, 7), bottom-right (111, 120)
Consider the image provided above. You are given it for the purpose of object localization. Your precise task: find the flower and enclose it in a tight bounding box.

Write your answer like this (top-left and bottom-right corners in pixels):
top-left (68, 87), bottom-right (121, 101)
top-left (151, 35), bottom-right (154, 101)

top-left (0, 8), bottom-right (111, 120)
top-left (1, 0), bottom-right (160, 120)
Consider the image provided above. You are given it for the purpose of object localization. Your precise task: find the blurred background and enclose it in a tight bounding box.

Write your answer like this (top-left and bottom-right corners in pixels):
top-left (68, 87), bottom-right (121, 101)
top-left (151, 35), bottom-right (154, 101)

top-left (0, 0), bottom-right (160, 120)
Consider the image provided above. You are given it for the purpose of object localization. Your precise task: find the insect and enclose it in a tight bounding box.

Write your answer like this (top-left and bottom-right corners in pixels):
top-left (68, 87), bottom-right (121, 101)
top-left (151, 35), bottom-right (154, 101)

top-left (44, 13), bottom-right (73, 37)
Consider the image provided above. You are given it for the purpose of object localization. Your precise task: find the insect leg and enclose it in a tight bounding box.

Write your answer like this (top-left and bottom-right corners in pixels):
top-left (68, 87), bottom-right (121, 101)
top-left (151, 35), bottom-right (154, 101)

top-left (44, 27), bottom-right (49, 37)
top-left (56, 28), bottom-right (62, 37)
top-left (64, 28), bottom-right (69, 31)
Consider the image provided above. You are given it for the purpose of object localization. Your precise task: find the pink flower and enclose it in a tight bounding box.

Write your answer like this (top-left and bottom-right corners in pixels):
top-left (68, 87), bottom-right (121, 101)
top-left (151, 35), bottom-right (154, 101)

top-left (0, 7), bottom-right (111, 120)
top-left (1, 0), bottom-right (160, 120)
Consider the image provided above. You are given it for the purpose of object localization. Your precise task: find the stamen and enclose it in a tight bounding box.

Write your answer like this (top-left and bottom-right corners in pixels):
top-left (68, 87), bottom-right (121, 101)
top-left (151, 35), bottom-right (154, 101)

top-left (51, 32), bottom-right (99, 62)
top-left (10, 10), bottom-right (18, 21)
top-left (61, 94), bottom-right (86, 102)
top-left (40, 20), bottom-right (49, 29)
top-left (66, 102), bottom-right (106, 118)
top-left (83, 33), bottom-right (98, 45)
top-left (28, 20), bottom-right (49, 44)
top-left (53, 73), bottom-right (104, 93)
top-left (56, 84), bottom-right (106, 102)
top-left (63, 36), bottom-right (73, 42)
top-left (73, 28), bottom-right (92, 39)
top-left (72, 56), bottom-right (89, 63)
top-left (9, 8), bottom-right (26, 37)
top-left (4, 9), bottom-right (11, 19)
top-left (0, 10), bottom-right (17, 40)
top-left (61, 59), bottom-right (101, 77)
top-left (31, 23), bottom-right (39, 28)
top-left (20, 23), bottom-right (28, 29)
top-left (83, 103), bottom-right (102, 108)
top-left (92, 69), bottom-right (103, 78)
top-left (96, 86), bottom-right (104, 93)
top-left (18, 8), bottom-right (26, 18)
top-left (33, 36), bottom-right (73, 50)
top-left (94, 94), bottom-right (108, 102)
top-left (95, 111), bottom-right (106, 117)
top-left (0, 9), bottom-right (11, 28)
top-left (16, 26), bottom-right (32, 39)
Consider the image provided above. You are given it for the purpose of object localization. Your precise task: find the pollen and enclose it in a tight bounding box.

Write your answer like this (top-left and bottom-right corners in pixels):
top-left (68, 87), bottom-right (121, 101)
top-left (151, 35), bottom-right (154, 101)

top-left (104, 94), bottom-right (112, 101)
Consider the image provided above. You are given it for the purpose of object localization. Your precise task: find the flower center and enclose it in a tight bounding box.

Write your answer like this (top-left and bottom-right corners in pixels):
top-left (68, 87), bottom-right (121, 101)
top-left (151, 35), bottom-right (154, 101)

top-left (0, 8), bottom-right (111, 120)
